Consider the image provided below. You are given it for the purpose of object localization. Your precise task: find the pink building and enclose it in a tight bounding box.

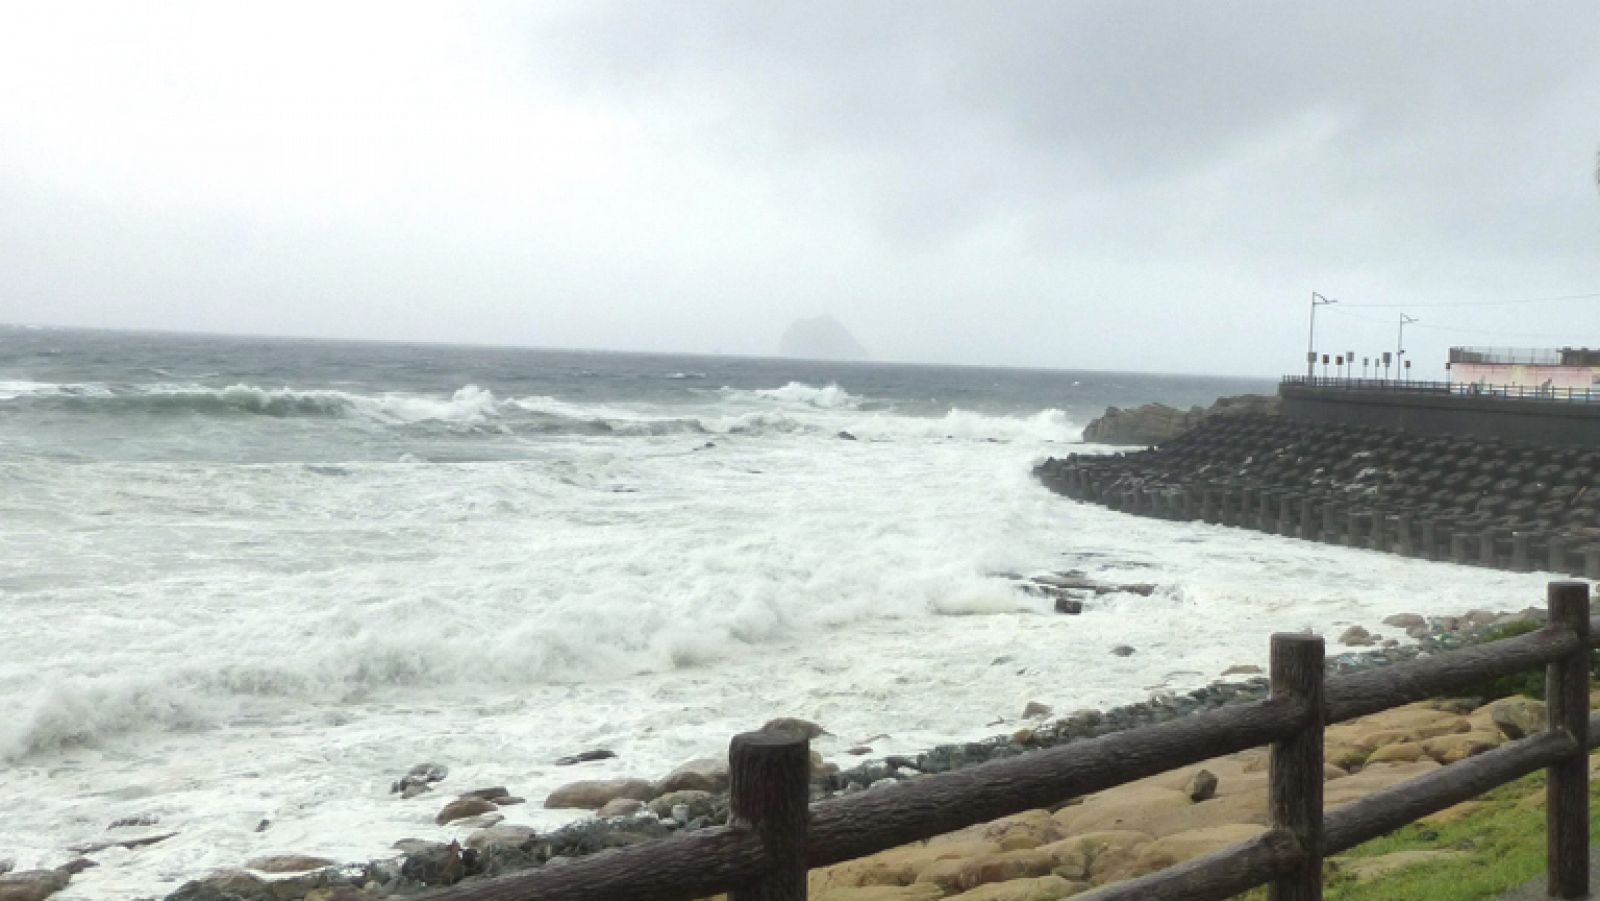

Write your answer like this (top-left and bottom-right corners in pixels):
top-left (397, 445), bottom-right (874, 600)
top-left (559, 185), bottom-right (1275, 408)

top-left (1448, 347), bottom-right (1600, 391)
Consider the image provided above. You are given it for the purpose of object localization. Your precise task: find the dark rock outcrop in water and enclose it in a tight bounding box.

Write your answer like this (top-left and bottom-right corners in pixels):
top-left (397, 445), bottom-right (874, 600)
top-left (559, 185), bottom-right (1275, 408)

top-left (778, 316), bottom-right (869, 361)
top-left (1082, 394), bottom-right (1279, 446)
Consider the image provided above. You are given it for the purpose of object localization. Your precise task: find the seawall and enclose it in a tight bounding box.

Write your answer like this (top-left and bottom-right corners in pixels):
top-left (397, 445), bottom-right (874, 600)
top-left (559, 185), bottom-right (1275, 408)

top-left (1280, 378), bottom-right (1600, 447)
top-left (1035, 414), bottom-right (1600, 578)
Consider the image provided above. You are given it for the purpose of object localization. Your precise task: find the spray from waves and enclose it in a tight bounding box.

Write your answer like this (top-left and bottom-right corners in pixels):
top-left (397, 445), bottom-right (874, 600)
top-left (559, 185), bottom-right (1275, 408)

top-left (842, 408), bottom-right (1082, 444)
top-left (744, 381), bottom-right (861, 409)
top-left (3, 379), bottom-right (1075, 443)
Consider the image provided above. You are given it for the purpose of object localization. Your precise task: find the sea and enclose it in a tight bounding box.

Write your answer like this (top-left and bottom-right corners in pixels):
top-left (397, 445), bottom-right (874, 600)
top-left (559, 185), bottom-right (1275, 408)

top-left (0, 325), bottom-right (1554, 898)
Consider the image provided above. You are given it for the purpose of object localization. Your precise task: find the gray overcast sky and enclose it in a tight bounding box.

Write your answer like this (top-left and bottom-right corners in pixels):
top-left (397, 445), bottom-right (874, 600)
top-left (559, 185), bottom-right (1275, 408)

top-left (1, 2), bottom-right (1597, 377)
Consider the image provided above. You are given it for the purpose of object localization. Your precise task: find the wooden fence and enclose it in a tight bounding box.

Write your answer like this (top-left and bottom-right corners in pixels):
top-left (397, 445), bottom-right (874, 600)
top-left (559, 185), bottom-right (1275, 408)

top-left (422, 581), bottom-right (1596, 901)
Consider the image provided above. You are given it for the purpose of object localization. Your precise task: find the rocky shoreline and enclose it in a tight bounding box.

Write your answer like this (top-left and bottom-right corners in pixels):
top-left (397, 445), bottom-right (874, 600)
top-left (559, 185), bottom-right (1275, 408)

top-left (62, 605), bottom-right (1539, 901)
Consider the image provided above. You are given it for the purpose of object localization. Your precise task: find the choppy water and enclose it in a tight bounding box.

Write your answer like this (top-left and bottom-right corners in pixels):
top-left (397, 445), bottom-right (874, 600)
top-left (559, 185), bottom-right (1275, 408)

top-left (0, 325), bottom-right (1552, 898)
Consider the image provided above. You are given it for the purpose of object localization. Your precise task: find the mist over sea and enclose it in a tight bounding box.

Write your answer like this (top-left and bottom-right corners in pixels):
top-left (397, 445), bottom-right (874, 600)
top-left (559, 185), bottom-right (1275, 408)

top-left (0, 326), bottom-right (1550, 898)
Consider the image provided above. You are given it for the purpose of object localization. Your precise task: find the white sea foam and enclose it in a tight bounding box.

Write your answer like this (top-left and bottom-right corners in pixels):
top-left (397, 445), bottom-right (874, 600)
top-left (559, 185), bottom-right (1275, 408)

top-left (0, 382), bottom-right (1555, 899)
top-left (747, 380), bottom-right (860, 408)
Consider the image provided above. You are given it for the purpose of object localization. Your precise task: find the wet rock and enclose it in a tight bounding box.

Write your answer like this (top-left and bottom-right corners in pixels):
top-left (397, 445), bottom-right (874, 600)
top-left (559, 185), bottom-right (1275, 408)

top-left (761, 717), bottom-right (826, 740)
top-left (655, 758), bottom-right (729, 795)
top-left (846, 745), bottom-right (873, 756)
top-left (1382, 613), bottom-right (1425, 629)
top-left (1339, 626), bottom-right (1374, 647)
top-left (244, 855), bottom-right (337, 873)
top-left (392, 762), bottom-right (448, 794)
top-left (163, 869), bottom-right (276, 901)
top-left (1021, 701), bottom-right (1053, 719)
top-left (464, 824), bottom-right (536, 853)
top-left (1220, 664), bottom-right (1261, 676)
top-left (554, 749), bottom-right (616, 766)
top-left (1111, 645), bottom-right (1136, 657)
top-left (544, 778), bottom-right (656, 810)
top-left (1054, 596), bottom-right (1083, 615)
top-left (108, 813), bottom-right (160, 829)
top-left (837, 431), bottom-right (857, 440)
top-left (0, 861), bottom-right (10, 877)
top-left (460, 786), bottom-right (509, 801)
top-left (452, 813), bottom-right (504, 830)
top-left (400, 783), bottom-right (432, 799)
top-left (648, 790), bottom-right (715, 822)
top-left (435, 796), bottom-right (499, 825)
top-left (0, 869), bottom-right (70, 901)
top-left (596, 798), bottom-right (645, 818)
top-left (69, 831), bottom-right (176, 854)
top-left (1082, 394), bottom-right (1279, 445)
top-left (398, 841), bottom-right (466, 887)
top-left (1186, 769), bottom-right (1219, 803)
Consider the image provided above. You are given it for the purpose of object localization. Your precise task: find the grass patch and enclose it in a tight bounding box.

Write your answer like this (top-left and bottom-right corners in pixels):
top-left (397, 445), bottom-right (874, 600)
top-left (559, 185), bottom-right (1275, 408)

top-left (1231, 764), bottom-right (1600, 900)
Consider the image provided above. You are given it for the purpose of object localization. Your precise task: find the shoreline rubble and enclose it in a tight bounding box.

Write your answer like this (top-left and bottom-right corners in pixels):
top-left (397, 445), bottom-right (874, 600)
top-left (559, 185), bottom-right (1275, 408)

top-left (141, 607), bottom-right (1543, 900)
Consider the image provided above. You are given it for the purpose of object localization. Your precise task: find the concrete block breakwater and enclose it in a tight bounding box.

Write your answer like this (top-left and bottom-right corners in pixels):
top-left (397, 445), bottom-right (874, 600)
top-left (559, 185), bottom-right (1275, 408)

top-left (1035, 415), bottom-right (1600, 577)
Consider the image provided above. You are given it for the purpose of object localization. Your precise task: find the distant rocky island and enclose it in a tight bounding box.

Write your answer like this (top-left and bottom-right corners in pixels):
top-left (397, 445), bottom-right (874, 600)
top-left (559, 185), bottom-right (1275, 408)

top-left (778, 316), bottom-right (868, 361)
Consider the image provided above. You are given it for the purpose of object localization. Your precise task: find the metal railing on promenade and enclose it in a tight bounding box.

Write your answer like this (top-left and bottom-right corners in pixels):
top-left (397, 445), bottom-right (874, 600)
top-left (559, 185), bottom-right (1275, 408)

top-left (418, 582), bottom-right (1598, 901)
top-left (1282, 375), bottom-right (1600, 405)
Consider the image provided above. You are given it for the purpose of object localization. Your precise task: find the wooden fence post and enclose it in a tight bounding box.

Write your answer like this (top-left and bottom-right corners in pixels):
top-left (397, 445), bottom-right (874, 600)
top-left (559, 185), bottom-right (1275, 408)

top-left (729, 730), bottom-right (811, 901)
top-left (1545, 581), bottom-right (1591, 900)
top-left (1270, 633), bottom-right (1326, 901)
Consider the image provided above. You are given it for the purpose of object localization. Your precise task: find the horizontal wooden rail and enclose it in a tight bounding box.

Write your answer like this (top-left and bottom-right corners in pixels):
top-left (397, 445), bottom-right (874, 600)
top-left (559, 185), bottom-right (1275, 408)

top-left (1323, 726), bottom-right (1582, 854)
top-left (1325, 624), bottom-right (1581, 722)
top-left (418, 826), bottom-right (765, 901)
top-left (418, 582), bottom-right (1594, 901)
top-left (1074, 829), bottom-right (1302, 901)
top-left (805, 693), bottom-right (1307, 867)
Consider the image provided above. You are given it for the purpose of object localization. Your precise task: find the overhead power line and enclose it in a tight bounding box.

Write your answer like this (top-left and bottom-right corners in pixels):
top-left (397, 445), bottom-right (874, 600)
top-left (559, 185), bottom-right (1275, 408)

top-left (1323, 305), bottom-right (1599, 343)
top-left (1337, 291), bottom-right (1600, 309)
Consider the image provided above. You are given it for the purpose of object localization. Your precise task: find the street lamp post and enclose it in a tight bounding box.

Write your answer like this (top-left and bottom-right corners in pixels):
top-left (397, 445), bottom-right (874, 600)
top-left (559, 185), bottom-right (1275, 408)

top-left (1307, 292), bottom-right (1338, 378)
top-left (1397, 314), bottom-right (1417, 381)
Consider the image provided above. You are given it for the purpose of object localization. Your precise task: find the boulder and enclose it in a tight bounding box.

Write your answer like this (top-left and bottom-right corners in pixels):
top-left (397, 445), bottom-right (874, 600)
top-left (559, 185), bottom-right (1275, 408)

top-left (1490, 697), bottom-right (1547, 740)
top-left (762, 717), bottom-right (827, 740)
top-left (544, 778), bottom-right (656, 810)
top-left (597, 798), bottom-right (646, 818)
top-left (435, 796), bottom-right (499, 825)
top-left (244, 855), bottom-right (336, 873)
top-left (464, 824), bottom-right (536, 853)
top-left (392, 762), bottom-right (448, 794)
top-left (1422, 730), bottom-right (1501, 765)
top-left (554, 749), bottom-right (616, 766)
top-left (1123, 823), bottom-right (1268, 879)
top-left (398, 841), bottom-right (466, 887)
top-left (0, 870), bottom-right (70, 901)
top-left (1366, 742), bottom-right (1425, 765)
top-left (656, 758), bottom-right (730, 795)
top-left (1339, 626), bottom-right (1374, 647)
top-left (1382, 613), bottom-right (1426, 629)
top-left (1186, 769), bottom-right (1218, 803)
top-left (647, 790), bottom-right (716, 822)
top-left (162, 870), bottom-right (275, 901)
top-left (1021, 702), bottom-right (1053, 720)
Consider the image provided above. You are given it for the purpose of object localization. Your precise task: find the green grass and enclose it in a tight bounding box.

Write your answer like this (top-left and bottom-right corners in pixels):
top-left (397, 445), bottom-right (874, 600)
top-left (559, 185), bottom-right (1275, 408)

top-left (1230, 769), bottom-right (1600, 900)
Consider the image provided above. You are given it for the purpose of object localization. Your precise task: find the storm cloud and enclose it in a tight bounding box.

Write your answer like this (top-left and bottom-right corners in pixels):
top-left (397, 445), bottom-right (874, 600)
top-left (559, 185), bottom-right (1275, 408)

top-left (1, 2), bottom-right (1597, 375)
